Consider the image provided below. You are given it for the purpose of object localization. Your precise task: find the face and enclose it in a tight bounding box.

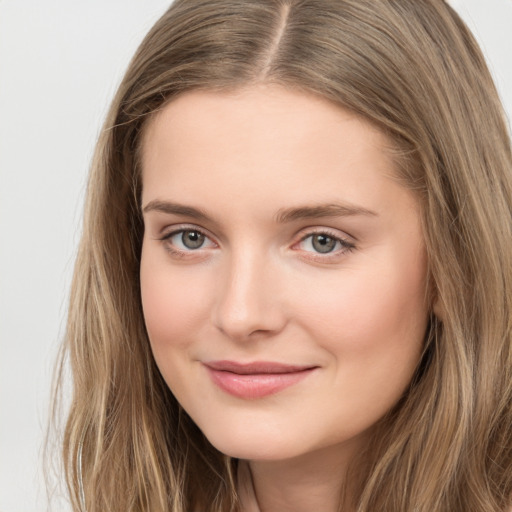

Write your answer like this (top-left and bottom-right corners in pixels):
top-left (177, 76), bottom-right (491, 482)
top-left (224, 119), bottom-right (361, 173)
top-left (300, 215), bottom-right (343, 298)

top-left (140, 85), bottom-right (429, 462)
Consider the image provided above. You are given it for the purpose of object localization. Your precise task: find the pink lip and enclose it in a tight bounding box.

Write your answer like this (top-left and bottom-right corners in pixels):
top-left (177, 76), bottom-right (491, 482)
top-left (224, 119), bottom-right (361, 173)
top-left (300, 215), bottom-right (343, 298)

top-left (203, 360), bottom-right (317, 399)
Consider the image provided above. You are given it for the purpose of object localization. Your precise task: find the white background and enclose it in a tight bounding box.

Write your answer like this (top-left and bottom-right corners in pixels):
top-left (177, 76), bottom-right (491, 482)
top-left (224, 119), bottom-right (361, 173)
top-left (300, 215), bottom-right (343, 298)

top-left (0, 1), bottom-right (511, 511)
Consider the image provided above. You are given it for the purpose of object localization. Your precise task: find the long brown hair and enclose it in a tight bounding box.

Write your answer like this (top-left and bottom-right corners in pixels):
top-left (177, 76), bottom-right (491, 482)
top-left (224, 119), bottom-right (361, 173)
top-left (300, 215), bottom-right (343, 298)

top-left (53, 1), bottom-right (512, 510)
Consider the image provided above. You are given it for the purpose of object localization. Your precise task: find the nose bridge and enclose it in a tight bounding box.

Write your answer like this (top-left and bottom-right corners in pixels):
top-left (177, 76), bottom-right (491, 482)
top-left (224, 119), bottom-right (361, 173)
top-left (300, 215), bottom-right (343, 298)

top-left (213, 243), bottom-right (283, 340)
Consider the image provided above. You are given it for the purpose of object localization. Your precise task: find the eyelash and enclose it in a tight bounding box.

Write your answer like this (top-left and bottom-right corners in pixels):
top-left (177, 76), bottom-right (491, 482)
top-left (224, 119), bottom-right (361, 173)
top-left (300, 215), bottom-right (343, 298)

top-left (158, 225), bottom-right (356, 261)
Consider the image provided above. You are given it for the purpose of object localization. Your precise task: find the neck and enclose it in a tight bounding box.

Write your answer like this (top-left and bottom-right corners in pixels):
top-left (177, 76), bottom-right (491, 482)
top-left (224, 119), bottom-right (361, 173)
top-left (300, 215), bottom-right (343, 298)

top-left (238, 440), bottom-right (364, 512)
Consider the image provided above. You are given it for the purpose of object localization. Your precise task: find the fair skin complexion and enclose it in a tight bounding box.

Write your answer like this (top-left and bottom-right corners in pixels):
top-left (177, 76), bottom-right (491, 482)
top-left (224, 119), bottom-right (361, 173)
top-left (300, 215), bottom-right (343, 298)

top-left (140, 85), bottom-right (430, 512)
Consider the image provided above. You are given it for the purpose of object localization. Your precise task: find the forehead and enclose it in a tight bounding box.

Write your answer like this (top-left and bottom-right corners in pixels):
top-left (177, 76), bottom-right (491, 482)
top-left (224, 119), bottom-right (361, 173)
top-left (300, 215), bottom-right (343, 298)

top-left (142, 85), bottom-right (390, 151)
top-left (140, 85), bottom-right (411, 221)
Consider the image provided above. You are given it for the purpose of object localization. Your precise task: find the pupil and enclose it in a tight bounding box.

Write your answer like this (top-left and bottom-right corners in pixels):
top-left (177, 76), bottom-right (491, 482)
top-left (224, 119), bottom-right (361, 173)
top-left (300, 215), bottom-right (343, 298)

top-left (182, 230), bottom-right (204, 249)
top-left (312, 234), bottom-right (336, 253)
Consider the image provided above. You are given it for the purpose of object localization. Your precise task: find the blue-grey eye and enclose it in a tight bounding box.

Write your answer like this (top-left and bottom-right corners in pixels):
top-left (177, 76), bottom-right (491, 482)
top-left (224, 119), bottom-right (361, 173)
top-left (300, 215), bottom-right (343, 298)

top-left (161, 228), bottom-right (216, 254)
top-left (311, 234), bottom-right (337, 253)
top-left (180, 230), bottom-right (205, 249)
top-left (297, 232), bottom-right (352, 255)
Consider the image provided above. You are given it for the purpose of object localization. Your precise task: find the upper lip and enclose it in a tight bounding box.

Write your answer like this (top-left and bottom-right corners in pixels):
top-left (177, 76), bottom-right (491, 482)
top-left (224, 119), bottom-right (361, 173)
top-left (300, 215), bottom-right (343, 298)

top-left (203, 360), bottom-right (317, 374)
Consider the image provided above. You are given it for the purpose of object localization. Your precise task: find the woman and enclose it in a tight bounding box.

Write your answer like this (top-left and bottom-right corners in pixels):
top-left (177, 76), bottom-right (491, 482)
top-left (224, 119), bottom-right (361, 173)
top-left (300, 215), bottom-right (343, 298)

top-left (56, 0), bottom-right (512, 510)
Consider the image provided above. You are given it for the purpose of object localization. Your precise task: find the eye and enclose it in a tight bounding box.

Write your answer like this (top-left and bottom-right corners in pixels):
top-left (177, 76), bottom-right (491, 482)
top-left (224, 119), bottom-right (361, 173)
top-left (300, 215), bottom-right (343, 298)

top-left (177, 230), bottom-right (206, 250)
top-left (297, 231), bottom-right (355, 256)
top-left (160, 228), bottom-right (216, 253)
top-left (304, 233), bottom-right (337, 253)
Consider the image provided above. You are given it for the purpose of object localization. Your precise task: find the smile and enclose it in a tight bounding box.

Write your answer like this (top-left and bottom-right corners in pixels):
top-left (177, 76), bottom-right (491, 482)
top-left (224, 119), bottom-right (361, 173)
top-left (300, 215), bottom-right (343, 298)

top-left (203, 360), bottom-right (318, 399)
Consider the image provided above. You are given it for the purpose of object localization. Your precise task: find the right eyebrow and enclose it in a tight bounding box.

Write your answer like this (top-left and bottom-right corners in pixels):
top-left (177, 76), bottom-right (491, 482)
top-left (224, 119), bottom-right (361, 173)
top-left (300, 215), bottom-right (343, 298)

top-left (142, 200), bottom-right (211, 222)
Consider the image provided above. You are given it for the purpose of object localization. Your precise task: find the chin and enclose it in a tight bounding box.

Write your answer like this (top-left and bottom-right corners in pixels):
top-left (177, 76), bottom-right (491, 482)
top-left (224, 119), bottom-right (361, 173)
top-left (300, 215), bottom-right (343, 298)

top-left (199, 421), bottom-right (317, 462)
top-left (210, 438), bottom-right (299, 461)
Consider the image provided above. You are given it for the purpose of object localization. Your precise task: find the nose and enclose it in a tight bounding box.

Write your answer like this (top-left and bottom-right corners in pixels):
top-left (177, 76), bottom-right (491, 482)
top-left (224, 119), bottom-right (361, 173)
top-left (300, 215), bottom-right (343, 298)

top-left (212, 249), bottom-right (287, 342)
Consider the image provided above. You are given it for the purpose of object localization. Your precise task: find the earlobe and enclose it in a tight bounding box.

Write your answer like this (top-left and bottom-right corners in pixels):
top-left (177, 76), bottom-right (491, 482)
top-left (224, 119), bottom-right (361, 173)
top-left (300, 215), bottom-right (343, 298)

top-left (428, 273), bottom-right (444, 321)
top-left (432, 295), bottom-right (445, 321)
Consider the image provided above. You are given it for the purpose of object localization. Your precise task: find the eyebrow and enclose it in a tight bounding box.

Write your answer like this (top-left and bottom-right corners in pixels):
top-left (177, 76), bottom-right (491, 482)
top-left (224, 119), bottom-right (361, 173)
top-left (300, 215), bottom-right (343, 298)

top-left (274, 203), bottom-right (378, 223)
top-left (142, 200), bottom-right (378, 223)
top-left (143, 200), bottom-right (210, 221)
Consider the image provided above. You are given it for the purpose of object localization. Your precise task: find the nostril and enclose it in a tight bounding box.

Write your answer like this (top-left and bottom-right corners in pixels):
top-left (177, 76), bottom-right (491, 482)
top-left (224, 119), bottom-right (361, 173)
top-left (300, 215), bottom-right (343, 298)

top-left (212, 293), bottom-right (286, 341)
top-left (211, 256), bottom-right (287, 340)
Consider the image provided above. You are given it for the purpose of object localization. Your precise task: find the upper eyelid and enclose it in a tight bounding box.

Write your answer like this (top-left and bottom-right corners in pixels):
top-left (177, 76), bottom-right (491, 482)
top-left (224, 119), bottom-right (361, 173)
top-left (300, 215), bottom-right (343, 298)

top-left (295, 231), bottom-right (355, 251)
top-left (295, 226), bottom-right (355, 243)
top-left (159, 224), bottom-right (215, 241)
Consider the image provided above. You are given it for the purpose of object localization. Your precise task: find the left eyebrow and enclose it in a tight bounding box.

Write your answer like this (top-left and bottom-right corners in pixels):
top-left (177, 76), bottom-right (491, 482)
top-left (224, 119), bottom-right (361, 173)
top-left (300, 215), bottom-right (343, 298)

top-left (274, 203), bottom-right (378, 223)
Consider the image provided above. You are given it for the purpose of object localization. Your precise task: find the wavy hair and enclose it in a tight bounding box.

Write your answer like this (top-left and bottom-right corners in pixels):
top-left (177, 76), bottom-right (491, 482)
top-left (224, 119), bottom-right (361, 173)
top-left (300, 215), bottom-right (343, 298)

top-left (52, 1), bottom-right (512, 510)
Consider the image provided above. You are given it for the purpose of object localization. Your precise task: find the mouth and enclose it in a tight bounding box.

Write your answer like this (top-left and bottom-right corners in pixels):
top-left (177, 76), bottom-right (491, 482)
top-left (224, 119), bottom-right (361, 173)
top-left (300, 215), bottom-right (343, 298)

top-left (203, 360), bottom-right (318, 399)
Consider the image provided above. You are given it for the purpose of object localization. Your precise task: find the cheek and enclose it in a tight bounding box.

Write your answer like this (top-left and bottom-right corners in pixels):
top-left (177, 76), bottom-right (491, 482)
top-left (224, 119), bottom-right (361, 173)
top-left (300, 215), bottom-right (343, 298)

top-left (140, 248), bottom-right (209, 352)
top-left (341, 274), bottom-right (426, 348)
top-left (294, 246), bottom-right (429, 382)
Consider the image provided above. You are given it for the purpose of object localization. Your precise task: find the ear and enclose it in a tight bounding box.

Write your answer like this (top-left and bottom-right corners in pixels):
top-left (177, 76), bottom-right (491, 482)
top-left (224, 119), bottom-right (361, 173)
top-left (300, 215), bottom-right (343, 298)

top-left (428, 271), bottom-right (445, 321)
top-left (432, 294), bottom-right (445, 321)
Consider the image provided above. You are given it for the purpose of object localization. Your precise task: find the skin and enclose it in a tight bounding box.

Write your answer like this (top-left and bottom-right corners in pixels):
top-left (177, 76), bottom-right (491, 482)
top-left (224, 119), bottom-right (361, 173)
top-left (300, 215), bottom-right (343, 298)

top-left (140, 85), bottom-right (430, 512)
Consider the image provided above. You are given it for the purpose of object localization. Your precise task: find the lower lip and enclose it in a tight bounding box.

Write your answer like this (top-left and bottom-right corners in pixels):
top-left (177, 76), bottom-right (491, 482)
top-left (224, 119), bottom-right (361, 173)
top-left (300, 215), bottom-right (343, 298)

top-left (205, 367), bottom-right (315, 399)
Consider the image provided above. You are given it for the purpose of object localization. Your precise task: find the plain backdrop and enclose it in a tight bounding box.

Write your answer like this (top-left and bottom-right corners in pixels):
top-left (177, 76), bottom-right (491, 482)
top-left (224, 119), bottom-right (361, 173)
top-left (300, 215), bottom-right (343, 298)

top-left (0, 1), bottom-right (511, 511)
